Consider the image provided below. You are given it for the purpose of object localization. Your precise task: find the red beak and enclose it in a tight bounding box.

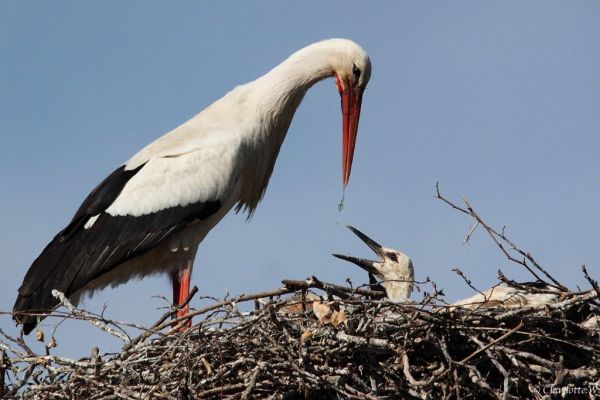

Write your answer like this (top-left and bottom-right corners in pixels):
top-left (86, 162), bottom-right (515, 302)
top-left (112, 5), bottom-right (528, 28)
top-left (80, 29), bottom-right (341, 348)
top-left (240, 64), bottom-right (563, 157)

top-left (340, 84), bottom-right (364, 187)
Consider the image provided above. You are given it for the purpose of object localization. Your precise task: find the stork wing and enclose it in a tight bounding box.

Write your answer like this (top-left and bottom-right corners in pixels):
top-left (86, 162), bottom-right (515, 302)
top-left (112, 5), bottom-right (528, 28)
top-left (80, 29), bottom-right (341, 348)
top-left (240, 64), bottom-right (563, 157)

top-left (14, 145), bottom-right (234, 333)
top-left (452, 285), bottom-right (559, 309)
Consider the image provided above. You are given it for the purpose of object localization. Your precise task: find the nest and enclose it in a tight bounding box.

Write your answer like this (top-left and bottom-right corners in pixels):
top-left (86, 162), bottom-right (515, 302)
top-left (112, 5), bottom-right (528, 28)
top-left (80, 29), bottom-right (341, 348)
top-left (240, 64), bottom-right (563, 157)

top-left (2, 185), bottom-right (599, 399)
top-left (1, 277), bottom-right (599, 400)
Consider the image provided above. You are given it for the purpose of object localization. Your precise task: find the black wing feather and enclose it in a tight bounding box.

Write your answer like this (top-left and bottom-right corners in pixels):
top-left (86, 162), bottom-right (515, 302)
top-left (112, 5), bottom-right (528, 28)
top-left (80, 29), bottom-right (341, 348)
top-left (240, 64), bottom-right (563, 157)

top-left (13, 164), bottom-right (221, 334)
top-left (60, 164), bottom-right (145, 240)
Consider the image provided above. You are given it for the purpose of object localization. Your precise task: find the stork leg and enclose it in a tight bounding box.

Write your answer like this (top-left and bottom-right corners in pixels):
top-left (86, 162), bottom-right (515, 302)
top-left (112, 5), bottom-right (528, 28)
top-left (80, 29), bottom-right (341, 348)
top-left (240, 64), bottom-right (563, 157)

top-left (170, 259), bottom-right (193, 331)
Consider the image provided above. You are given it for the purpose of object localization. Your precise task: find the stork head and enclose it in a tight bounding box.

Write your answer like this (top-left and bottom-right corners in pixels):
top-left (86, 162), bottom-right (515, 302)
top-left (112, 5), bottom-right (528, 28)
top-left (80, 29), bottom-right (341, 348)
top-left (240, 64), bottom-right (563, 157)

top-left (267, 39), bottom-right (371, 187)
top-left (333, 226), bottom-right (414, 301)
top-left (327, 40), bottom-right (371, 186)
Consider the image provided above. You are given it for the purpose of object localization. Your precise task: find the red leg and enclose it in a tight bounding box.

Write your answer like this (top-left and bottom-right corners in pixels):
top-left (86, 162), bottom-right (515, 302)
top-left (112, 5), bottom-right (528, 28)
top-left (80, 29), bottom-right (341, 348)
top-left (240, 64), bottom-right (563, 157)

top-left (170, 260), bottom-right (193, 331)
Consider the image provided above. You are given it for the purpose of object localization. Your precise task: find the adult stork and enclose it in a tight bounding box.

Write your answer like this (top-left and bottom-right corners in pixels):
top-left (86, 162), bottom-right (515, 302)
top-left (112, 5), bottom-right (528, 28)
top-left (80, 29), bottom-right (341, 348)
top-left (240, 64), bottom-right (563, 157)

top-left (13, 38), bottom-right (372, 334)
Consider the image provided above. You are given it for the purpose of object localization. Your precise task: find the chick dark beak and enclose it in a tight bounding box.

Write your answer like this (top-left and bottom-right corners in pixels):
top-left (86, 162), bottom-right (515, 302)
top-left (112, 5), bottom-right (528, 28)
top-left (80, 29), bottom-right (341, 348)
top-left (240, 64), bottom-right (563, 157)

top-left (332, 253), bottom-right (378, 275)
top-left (345, 225), bottom-right (384, 256)
top-left (332, 226), bottom-right (385, 275)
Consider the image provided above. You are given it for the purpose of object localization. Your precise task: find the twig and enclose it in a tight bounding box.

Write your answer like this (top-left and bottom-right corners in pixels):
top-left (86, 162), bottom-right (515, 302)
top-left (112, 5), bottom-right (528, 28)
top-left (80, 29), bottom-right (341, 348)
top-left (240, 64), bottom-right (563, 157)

top-left (126, 286), bottom-right (294, 350)
top-left (452, 268), bottom-right (485, 298)
top-left (51, 290), bottom-right (130, 343)
top-left (463, 220), bottom-right (480, 245)
top-left (240, 362), bottom-right (264, 400)
top-left (434, 182), bottom-right (566, 289)
top-left (582, 265), bottom-right (600, 299)
top-left (459, 321), bottom-right (524, 364)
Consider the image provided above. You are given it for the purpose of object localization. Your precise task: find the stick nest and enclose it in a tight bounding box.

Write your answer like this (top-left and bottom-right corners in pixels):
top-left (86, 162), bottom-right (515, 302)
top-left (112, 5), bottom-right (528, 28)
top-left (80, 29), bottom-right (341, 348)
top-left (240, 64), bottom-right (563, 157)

top-left (2, 278), bottom-right (600, 400)
top-left (2, 185), bottom-right (599, 399)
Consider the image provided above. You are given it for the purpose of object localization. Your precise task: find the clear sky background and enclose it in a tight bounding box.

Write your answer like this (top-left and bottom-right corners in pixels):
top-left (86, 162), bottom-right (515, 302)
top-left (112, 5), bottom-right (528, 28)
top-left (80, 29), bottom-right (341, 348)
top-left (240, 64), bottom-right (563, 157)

top-left (1, 2), bottom-right (599, 357)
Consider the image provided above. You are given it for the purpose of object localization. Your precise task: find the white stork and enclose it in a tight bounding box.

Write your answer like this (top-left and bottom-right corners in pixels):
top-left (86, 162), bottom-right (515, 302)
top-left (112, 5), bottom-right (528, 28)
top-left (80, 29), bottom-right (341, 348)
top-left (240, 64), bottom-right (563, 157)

top-left (451, 283), bottom-right (561, 309)
top-left (333, 226), bottom-right (414, 301)
top-left (13, 38), bottom-right (372, 334)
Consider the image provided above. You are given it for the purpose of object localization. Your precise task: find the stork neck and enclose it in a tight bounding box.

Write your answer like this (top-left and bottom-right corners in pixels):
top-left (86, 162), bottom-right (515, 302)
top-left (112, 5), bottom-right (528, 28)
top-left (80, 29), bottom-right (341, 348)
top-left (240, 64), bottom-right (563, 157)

top-left (249, 42), bottom-right (338, 117)
top-left (230, 43), bottom-right (340, 216)
top-left (268, 50), bottom-right (334, 88)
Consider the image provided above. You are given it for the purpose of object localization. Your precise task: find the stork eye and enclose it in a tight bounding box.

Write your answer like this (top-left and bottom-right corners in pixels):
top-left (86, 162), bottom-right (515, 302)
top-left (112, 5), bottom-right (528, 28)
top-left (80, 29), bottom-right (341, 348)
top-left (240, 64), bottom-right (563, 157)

top-left (352, 63), bottom-right (361, 79)
top-left (386, 252), bottom-right (398, 262)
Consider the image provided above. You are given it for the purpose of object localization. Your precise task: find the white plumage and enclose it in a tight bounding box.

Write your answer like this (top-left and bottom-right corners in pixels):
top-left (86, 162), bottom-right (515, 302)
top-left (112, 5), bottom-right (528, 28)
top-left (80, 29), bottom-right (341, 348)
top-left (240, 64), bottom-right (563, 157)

top-left (452, 284), bottom-right (560, 309)
top-left (334, 226), bottom-right (414, 302)
top-left (14, 38), bottom-right (372, 334)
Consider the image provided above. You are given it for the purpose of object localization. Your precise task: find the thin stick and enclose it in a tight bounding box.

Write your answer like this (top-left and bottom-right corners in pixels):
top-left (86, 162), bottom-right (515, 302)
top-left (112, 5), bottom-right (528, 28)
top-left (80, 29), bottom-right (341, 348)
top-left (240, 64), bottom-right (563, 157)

top-left (51, 290), bottom-right (130, 343)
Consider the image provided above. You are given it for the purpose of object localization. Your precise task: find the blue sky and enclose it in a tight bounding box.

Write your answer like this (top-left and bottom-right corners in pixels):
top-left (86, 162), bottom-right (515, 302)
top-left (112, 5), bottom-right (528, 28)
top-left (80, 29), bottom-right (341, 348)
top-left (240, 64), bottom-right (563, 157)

top-left (1, 2), bottom-right (599, 357)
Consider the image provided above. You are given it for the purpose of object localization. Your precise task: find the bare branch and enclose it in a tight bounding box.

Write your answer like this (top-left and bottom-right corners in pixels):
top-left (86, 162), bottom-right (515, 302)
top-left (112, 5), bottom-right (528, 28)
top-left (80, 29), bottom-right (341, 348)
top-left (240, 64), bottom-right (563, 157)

top-left (51, 290), bottom-right (130, 343)
top-left (434, 182), bottom-right (565, 289)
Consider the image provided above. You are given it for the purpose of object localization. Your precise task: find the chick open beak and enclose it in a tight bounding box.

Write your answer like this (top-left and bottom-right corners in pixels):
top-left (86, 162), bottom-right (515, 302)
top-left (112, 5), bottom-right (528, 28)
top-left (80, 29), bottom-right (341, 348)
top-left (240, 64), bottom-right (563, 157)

top-left (332, 253), bottom-right (378, 275)
top-left (332, 226), bottom-right (384, 275)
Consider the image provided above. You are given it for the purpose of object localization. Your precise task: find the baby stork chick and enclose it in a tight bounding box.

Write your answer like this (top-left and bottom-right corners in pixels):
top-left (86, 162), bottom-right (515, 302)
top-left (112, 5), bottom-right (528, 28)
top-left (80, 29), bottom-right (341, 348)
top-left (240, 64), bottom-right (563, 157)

top-left (452, 282), bottom-right (561, 309)
top-left (333, 226), bottom-right (414, 302)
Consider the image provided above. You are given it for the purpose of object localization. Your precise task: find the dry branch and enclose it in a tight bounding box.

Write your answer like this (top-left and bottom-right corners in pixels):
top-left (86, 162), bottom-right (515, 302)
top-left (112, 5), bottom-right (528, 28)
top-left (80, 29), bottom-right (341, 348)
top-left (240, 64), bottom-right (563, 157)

top-left (2, 280), bottom-right (599, 399)
top-left (1, 184), bottom-right (599, 399)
